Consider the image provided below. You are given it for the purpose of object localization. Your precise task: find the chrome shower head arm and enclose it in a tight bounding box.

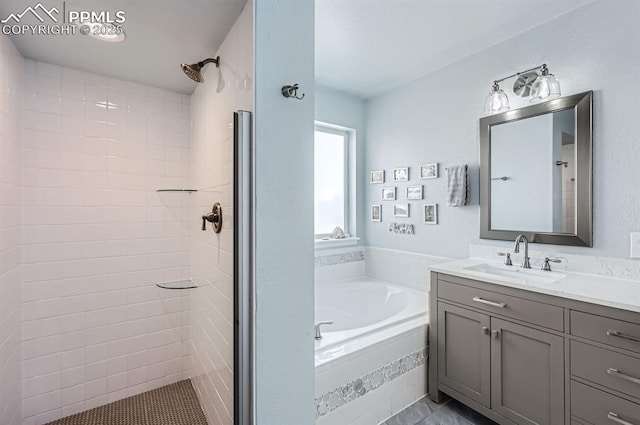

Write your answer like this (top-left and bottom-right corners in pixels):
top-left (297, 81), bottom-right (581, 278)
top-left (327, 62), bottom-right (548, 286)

top-left (199, 56), bottom-right (220, 68)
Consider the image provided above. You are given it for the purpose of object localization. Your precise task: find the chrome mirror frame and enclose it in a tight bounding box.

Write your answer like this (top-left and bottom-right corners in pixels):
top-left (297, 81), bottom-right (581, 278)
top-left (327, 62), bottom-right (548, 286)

top-left (479, 91), bottom-right (593, 247)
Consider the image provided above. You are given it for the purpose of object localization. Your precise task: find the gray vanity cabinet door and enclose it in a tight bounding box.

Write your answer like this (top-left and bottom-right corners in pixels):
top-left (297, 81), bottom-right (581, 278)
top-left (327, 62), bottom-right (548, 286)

top-left (491, 318), bottom-right (565, 425)
top-left (438, 302), bottom-right (491, 407)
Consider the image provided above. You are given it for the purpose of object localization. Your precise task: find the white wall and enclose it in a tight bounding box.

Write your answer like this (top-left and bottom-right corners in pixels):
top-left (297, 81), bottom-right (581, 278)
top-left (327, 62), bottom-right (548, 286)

top-left (188, 3), bottom-right (253, 425)
top-left (0, 33), bottom-right (23, 425)
top-left (315, 85), bottom-right (366, 242)
top-left (254, 0), bottom-right (316, 424)
top-left (365, 0), bottom-right (640, 259)
top-left (20, 61), bottom-right (191, 424)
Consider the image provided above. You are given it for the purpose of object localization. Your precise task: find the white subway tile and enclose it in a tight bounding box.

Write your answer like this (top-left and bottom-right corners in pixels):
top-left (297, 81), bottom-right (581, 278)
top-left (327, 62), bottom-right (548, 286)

top-left (36, 62), bottom-right (62, 78)
top-left (61, 330), bottom-right (85, 351)
top-left (35, 74), bottom-right (61, 96)
top-left (23, 390), bottom-right (61, 418)
top-left (107, 355), bottom-right (128, 375)
top-left (85, 378), bottom-right (107, 399)
top-left (85, 343), bottom-right (107, 364)
top-left (22, 334), bottom-right (61, 359)
top-left (61, 384), bottom-right (85, 406)
top-left (4, 31), bottom-right (202, 421)
top-left (107, 371), bottom-right (128, 392)
top-left (22, 317), bottom-right (60, 340)
top-left (85, 361), bottom-right (107, 382)
top-left (61, 366), bottom-right (85, 388)
top-left (61, 348), bottom-right (84, 369)
top-left (23, 372), bottom-right (60, 398)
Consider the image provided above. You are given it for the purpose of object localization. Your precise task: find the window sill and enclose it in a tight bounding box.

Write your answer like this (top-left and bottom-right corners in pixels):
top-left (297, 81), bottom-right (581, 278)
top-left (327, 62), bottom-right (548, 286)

top-left (314, 237), bottom-right (360, 250)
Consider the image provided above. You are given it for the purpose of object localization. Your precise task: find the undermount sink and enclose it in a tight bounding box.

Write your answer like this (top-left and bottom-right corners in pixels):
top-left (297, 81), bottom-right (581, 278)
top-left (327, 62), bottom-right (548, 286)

top-left (463, 263), bottom-right (566, 285)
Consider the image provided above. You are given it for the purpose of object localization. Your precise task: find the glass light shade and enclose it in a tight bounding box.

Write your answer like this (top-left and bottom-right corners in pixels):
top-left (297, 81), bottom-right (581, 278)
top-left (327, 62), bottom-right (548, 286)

top-left (484, 87), bottom-right (510, 114)
top-left (530, 74), bottom-right (561, 101)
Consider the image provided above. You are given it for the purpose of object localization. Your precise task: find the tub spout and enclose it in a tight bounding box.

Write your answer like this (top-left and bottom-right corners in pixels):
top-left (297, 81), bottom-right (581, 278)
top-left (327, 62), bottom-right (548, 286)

top-left (314, 321), bottom-right (334, 340)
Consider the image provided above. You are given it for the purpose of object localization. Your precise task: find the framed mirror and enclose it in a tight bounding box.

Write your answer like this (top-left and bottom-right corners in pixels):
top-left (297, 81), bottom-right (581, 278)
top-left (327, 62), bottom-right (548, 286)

top-left (479, 91), bottom-right (593, 247)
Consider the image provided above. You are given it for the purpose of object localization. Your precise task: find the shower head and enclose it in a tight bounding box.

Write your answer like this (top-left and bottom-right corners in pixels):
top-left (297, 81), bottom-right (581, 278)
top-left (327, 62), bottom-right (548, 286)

top-left (180, 56), bottom-right (220, 83)
top-left (181, 63), bottom-right (204, 83)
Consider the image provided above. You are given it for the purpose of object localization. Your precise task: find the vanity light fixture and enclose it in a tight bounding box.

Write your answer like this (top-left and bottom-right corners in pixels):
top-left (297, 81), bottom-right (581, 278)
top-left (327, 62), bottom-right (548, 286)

top-left (530, 64), bottom-right (561, 102)
top-left (484, 82), bottom-right (510, 114)
top-left (484, 63), bottom-right (561, 114)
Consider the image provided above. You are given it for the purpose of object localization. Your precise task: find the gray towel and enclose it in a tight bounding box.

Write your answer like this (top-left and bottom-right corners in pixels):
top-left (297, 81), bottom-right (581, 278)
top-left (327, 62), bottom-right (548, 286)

top-left (447, 165), bottom-right (469, 207)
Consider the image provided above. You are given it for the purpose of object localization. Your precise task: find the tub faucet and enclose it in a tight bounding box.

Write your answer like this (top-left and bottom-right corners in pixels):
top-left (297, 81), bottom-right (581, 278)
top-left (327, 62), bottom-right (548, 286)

top-left (513, 234), bottom-right (531, 269)
top-left (314, 321), bottom-right (334, 340)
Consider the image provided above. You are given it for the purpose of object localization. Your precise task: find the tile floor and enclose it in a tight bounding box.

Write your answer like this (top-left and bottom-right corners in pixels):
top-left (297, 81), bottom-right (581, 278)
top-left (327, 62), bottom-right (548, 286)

top-left (383, 396), bottom-right (498, 425)
top-left (45, 380), bottom-right (207, 425)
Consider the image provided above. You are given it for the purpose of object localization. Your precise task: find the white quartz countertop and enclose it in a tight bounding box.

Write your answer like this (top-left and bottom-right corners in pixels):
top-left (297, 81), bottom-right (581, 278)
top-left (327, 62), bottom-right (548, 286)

top-left (429, 258), bottom-right (640, 314)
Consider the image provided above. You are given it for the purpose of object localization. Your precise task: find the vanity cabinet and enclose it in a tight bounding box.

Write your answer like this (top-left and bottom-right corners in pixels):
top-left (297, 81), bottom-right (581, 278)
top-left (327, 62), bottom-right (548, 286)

top-left (429, 271), bottom-right (640, 425)
top-left (437, 302), bottom-right (491, 406)
top-left (490, 318), bottom-right (564, 424)
top-left (569, 311), bottom-right (640, 425)
top-left (435, 280), bottom-right (564, 424)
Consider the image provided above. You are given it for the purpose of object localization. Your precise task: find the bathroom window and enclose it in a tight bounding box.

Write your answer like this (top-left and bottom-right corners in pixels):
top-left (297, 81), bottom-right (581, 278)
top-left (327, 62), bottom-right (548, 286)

top-left (314, 123), bottom-right (355, 240)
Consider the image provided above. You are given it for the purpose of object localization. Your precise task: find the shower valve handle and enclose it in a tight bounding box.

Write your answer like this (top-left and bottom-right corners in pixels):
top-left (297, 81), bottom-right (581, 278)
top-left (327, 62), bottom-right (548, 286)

top-left (201, 203), bottom-right (223, 233)
top-left (201, 212), bottom-right (220, 229)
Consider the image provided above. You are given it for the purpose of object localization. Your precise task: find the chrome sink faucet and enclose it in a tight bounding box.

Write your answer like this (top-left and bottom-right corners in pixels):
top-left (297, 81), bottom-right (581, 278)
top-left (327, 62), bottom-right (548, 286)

top-left (497, 252), bottom-right (512, 266)
top-left (542, 257), bottom-right (562, 271)
top-left (513, 234), bottom-right (531, 269)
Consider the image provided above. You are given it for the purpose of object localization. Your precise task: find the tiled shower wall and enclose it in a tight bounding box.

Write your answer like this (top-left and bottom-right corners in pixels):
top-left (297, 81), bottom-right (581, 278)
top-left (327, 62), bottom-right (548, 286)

top-left (20, 60), bottom-right (192, 424)
top-left (0, 34), bottom-right (23, 425)
top-left (188, 3), bottom-right (253, 425)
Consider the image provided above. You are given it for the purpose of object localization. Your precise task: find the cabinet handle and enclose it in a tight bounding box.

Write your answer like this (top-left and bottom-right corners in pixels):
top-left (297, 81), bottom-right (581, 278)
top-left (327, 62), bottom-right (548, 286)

top-left (491, 330), bottom-right (499, 339)
top-left (482, 327), bottom-right (489, 335)
top-left (608, 412), bottom-right (637, 425)
top-left (607, 368), bottom-right (640, 386)
top-left (607, 330), bottom-right (640, 344)
top-left (472, 296), bottom-right (507, 308)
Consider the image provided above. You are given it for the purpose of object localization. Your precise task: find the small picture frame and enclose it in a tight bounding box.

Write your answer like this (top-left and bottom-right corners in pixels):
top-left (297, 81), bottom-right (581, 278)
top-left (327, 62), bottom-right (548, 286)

top-left (420, 163), bottom-right (438, 179)
top-left (393, 204), bottom-right (410, 218)
top-left (406, 185), bottom-right (423, 200)
top-left (371, 170), bottom-right (385, 184)
top-left (393, 167), bottom-right (409, 182)
top-left (423, 204), bottom-right (438, 224)
top-left (371, 205), bottom-right (382, 222)
top-left (381, 187), bottom-right (396, 201)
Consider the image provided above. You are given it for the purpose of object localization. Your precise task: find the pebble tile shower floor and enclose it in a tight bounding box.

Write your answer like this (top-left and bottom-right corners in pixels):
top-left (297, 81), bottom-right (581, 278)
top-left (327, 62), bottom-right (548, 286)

top-left (45, 380), bottom-right (208, 425)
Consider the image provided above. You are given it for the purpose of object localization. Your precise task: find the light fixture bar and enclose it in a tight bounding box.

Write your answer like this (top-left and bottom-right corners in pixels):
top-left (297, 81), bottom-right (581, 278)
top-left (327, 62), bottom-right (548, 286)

top-left (484, 63), bottom-right (561, 114)
top-left (492, 64), bottom-right (547, 85)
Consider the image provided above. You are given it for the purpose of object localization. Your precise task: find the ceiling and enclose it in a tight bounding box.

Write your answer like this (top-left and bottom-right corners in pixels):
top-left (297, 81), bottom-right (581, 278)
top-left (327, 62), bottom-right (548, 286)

top-left (0, 0), bottom-right (247, 94)
top-left (315, 0), bottom-right (594, 99)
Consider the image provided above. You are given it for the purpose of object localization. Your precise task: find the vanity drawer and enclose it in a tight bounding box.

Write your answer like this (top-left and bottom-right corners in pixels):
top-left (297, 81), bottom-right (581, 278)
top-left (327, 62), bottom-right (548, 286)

top-left (571, 311), bottom-right (640, 354)
top-left (572, 381), bottom-right (640, 425)
top-left (437, 279), bottom-right (564, 331)
top-left (572, 341), bottom-right (640, 400)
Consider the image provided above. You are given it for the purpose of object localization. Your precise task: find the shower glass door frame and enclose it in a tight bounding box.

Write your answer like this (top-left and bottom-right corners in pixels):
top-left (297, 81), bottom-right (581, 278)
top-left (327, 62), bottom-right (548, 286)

top-left (234, 110), bottom-right (255, 425)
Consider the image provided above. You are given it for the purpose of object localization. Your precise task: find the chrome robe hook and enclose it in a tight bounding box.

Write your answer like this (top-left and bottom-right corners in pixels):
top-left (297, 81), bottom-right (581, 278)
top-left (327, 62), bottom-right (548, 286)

top-left (281, 83), bottom-right (305, 100)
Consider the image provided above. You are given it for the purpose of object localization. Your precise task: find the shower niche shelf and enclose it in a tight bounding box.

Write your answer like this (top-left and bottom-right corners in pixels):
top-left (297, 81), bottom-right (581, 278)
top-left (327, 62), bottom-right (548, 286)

top-left (156, 189), bottom-right (198, 193)
top-left (156, 279), bottom-right (198, 290)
